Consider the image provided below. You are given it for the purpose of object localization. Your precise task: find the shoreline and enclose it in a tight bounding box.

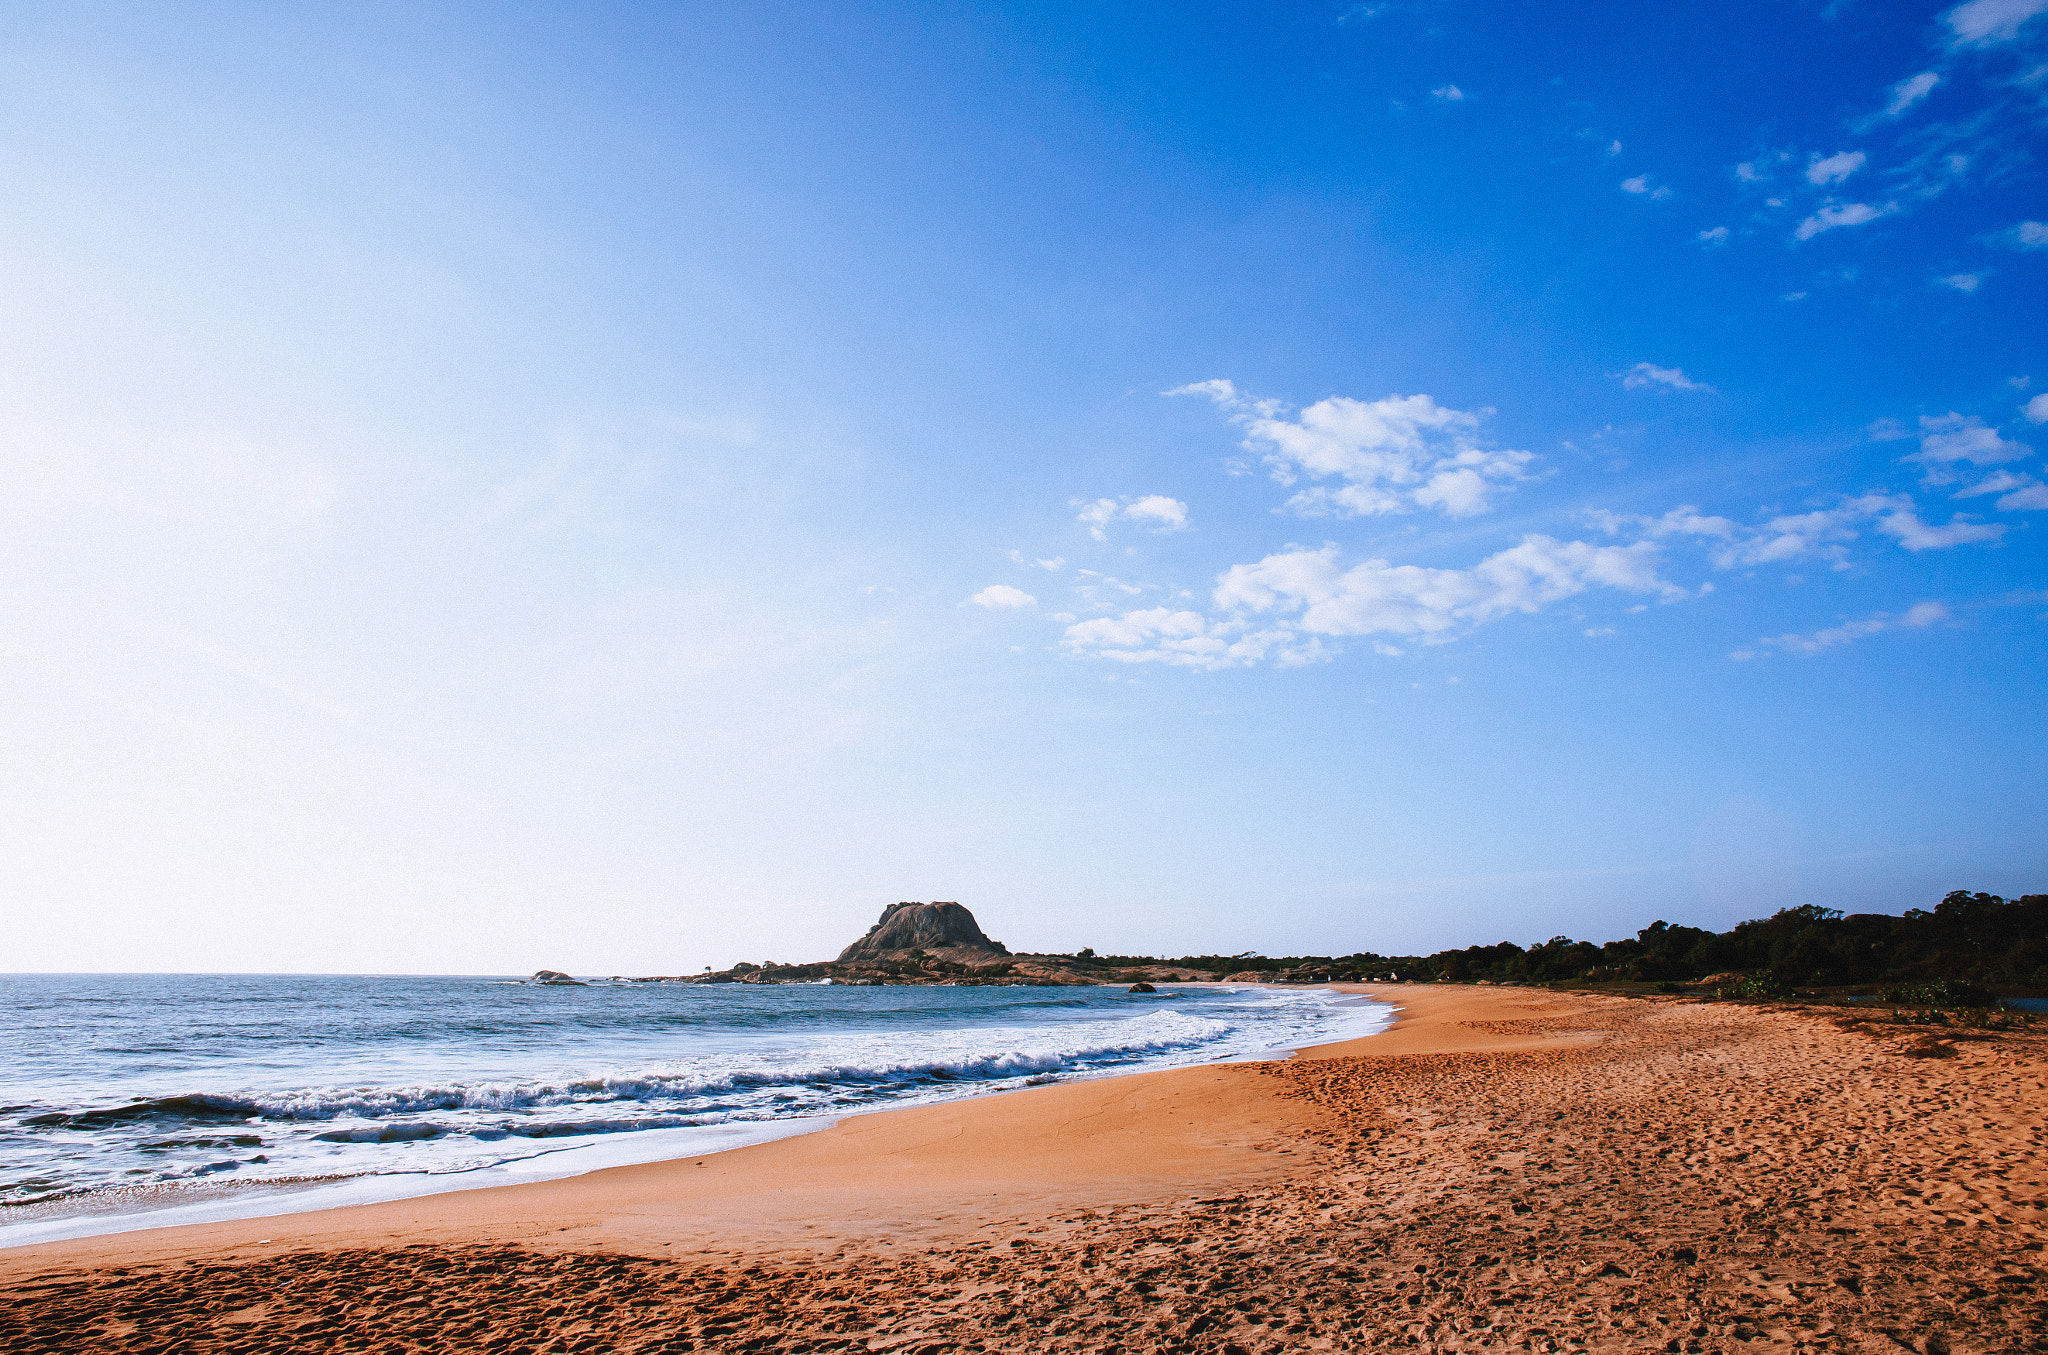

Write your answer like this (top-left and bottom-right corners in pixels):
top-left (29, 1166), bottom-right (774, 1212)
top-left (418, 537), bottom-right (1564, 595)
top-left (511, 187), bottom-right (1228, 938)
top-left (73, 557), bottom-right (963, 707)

top-left (5, 984), bottom-right (2041, 1353)
top-left (0, 984), bottom-right (1556, 1276)
top-left (0, 981), bottom-right (1392, 1254)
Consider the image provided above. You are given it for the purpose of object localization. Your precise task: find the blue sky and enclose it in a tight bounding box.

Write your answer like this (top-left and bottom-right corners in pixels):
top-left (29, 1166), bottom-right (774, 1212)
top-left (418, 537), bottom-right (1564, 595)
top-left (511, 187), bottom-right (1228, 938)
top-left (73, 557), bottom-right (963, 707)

top-left (1, 1), bottom-right (2043, 973)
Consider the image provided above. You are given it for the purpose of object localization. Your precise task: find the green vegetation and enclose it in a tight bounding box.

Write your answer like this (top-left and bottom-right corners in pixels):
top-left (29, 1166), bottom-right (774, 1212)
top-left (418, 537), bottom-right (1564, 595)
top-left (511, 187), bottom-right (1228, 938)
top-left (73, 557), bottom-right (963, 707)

top-left (1094, 891), bottom-right (2046, 994)
top-left (1714, 972), bottom-right (1788, 1001)
top-left (1878, 978), bottom-right (1996, 1007)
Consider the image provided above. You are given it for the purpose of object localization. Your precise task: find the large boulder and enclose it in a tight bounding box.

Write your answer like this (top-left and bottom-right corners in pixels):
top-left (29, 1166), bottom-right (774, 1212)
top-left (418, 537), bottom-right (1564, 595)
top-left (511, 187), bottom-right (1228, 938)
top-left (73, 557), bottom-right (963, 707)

top-left (837, 902), bottom-right (1011, 963)
top-left (531, 970), bottom-right (584, 986)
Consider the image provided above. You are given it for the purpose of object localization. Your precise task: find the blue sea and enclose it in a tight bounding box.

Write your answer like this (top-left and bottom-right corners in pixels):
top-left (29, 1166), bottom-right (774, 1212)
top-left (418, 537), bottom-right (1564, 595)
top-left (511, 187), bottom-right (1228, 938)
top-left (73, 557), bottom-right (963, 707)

top-left (0, 975), bottom-right (1391, 1247)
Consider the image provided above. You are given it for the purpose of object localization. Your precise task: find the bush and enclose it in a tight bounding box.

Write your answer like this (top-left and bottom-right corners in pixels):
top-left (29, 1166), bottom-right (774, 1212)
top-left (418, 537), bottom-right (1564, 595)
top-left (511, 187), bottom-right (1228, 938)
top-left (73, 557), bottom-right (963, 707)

top-left (1879, 978), bottom-right (1996, 1008)
top-left (1716, 972), bottom-right (1787, 1000)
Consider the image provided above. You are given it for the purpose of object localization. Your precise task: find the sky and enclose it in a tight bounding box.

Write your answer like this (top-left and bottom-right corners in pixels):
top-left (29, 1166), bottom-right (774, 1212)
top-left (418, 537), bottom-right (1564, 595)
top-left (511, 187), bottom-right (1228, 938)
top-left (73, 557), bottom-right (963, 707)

top-left (1, 1), bottom-right (2043, 974)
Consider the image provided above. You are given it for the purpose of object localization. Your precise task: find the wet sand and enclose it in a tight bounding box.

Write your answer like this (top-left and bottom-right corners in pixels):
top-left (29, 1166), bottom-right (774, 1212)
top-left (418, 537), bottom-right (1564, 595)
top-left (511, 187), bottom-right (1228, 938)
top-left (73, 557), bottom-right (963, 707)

top-left (2, 985), bottom-right (2042, 1352)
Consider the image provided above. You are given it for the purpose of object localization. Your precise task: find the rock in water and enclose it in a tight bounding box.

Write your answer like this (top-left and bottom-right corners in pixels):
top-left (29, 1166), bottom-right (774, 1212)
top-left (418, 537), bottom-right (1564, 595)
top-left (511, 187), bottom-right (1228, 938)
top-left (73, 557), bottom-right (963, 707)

top-left (836, 902), bottom-right (1011, 963)
top-left (531, 970), bottom-right (584, 985)
top-left (1128, 982), bottom-right (1156, 993)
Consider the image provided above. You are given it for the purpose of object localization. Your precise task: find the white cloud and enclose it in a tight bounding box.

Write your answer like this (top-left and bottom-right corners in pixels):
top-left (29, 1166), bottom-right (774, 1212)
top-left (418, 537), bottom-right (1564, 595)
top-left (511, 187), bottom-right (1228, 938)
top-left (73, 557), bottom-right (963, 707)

top-left (1794, 200), bottom-right (1897, 240)
top-left (969, 584), bottom-right (1036, 609)
top-left (1060, 534), bottom-right (1686, 669)
top-left (1901, 412), bottom-right (2031, 481)
top-left (1075, 498), bottom-right (1119, 539)
top-left (2024, 393), bottom-right (2048, 423)
top-left (1608, 140), bottom-right (1623, 156)
top-left (1169, 380), bottom-right (1534, 520)
top-left (1698, 226), bottom-right (1730, 245)
top-left (1636, 503), bottom-right (1861, 570)
top-left (1938, 272), bottom-right (1982, 292)
top-left (1058, 609), bottom-right (1321, 670)
top-left (1592, 493), bottom-right (2006, 566)
top-left (1732, 601), bottom-right (1948, 660)
top-left (1008, 550), bottom-right (1066, 571)
top-left (1882, 71), bottom-right (1941, 117)
top-left (1865, 496), bottom-right (2006, 549)
top-left (1431, 84), bottom-right (1466, 101)
top-left (1806, 150), bottom-right (1868, 185)
top-left (1618, 362), bottom-right (1714, 392)
top-left (1998, 221), bottom-right (2048, 250)
top-left (1958, 468), bottom-right (2048, 510)
top-left (1953, 468), bottom-right (2038, 498)
top-left (1122, 494), bottom-right (1190, 530)
top-left (1213, 536), bottom-right (1685, 642)
top-left (1620, 175), bottom-right (1672, 199)
top-left (1074, 494), bottom-right (1191, 541)
top-left (1945, 0), bottom-right (2048, 47)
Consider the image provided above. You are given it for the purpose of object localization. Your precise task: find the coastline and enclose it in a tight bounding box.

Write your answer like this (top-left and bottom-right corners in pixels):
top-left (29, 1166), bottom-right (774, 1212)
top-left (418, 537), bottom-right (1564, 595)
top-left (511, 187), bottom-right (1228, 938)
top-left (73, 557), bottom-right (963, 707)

top-left (0, 980), bottom-right (1391, 1255)
top-left (0, 984), bottom-right (1571, 1272)
top-left (5, 983), bottom-right (2042, 1352)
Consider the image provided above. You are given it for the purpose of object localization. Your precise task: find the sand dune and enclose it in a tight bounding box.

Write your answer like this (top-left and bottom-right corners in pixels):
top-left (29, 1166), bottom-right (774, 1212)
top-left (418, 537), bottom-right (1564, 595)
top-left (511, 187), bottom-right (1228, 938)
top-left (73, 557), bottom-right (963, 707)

top-left (2, 985), bottom-right (2041, 1352)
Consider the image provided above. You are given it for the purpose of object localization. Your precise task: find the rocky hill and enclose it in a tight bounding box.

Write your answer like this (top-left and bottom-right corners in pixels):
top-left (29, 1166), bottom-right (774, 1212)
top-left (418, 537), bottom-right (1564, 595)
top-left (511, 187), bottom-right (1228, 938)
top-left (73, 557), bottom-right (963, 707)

top-left (836, 902), bottom-right (1009, 964)
top-left (658, 902), bottom-right (1213, 987)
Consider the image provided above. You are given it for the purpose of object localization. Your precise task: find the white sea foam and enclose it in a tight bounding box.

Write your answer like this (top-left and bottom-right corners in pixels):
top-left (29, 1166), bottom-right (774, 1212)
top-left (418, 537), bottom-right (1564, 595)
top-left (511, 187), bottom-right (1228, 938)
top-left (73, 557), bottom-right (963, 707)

top-left (0, 978), bottom-right (1392, 1247)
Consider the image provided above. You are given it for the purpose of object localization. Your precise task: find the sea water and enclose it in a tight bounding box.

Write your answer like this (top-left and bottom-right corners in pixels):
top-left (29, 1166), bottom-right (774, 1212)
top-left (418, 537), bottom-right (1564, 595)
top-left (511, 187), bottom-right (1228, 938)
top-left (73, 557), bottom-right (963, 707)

top-left (0, 975), bottom-right (1391, 1246)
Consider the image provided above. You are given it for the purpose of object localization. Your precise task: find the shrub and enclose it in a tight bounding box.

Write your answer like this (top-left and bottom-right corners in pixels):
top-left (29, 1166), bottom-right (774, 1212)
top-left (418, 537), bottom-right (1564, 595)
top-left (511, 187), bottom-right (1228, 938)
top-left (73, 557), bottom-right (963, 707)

top-left (1716, 972), bottom-right (1788, 1000)
top-left (1878, 978), bottom-right (1996, 1008)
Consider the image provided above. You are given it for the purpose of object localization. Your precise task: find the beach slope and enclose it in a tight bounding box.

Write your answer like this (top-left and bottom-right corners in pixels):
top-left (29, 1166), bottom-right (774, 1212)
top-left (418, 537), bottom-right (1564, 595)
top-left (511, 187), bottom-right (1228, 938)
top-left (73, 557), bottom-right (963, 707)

top-left (3, 985), bottom-right (2042, 1352)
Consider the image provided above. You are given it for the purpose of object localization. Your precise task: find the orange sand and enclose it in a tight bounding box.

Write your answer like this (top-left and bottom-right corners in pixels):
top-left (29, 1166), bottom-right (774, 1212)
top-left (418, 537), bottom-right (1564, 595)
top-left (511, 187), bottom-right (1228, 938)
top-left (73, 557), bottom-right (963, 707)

top-left (3, 985), bottom-right (2042, 1353)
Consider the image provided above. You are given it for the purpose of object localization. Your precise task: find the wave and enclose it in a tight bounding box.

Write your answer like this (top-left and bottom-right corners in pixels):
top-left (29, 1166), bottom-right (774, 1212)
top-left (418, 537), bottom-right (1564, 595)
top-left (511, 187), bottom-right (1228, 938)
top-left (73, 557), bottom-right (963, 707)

top-left (22, 1008), bottom-right (1240, 1128)
top-left (25, 1095), bottom-right (268, 1128)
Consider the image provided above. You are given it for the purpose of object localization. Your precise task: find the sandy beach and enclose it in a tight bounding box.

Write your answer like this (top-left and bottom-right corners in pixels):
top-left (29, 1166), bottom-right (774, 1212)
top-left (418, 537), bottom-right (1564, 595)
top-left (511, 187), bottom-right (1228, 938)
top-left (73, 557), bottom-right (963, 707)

top-left (2, 984), bottom-right (2041, 1352)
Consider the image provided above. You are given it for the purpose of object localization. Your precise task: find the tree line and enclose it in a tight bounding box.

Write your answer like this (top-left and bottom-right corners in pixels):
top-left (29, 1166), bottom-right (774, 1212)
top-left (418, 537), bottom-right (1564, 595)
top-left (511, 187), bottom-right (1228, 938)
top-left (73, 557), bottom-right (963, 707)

top-left (1087, 890), bottom-right (2046, 992)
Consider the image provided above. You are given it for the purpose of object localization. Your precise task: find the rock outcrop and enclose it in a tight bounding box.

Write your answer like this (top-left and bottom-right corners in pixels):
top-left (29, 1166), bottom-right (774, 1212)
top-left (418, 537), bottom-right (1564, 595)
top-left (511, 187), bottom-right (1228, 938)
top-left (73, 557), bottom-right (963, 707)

top-left (531, 970), bottom-right (584, 986)
top-left (836, 902), bottom-right (1010, 964)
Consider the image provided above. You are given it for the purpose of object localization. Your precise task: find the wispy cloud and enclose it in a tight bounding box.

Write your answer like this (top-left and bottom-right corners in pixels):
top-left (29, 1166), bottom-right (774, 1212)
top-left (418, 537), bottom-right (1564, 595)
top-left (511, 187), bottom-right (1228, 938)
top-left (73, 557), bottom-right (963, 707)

top-left (1731, 602), bottom-right (1948, 660)
top-left (1944, 0), bottom-right (2048, 48)
top-left (968, 584), bottom-right (1037, 609)
top-left (1618, 362), bottom-right (1714, 392)
top-left (1620, 175), bottom-right (1672, 199)
top-left (1880, 71), bottom-right (1941, 118)
top-left (1938, 272), bottom-right (1983, 292)
top-left (1898, 412), bottom-right (2032, 482)
top-left (1074, 494), bottom-right (1191, 541)
top-left (1061, 535), bottom-right (1685, 669)
top-left (1805, 150), bottom-right (1867, 185)
top-left (1168, 380), bottom-right (1534, 520)
top-left (1734, 151), bottom-right (1791, 183)
top-left (1991, 220), bottom-right (2048, 250)
top-left (1431, 84), bottom-right (1466, 102)
top-left (1793, 200), bottom-right (1897, 240)
top-left (1952, 468), bottom-right (2048, 510)
top-left (1697, 226), bottom-right (1730, 245)
top-left (1589, 492), bottom-right (2007, 567)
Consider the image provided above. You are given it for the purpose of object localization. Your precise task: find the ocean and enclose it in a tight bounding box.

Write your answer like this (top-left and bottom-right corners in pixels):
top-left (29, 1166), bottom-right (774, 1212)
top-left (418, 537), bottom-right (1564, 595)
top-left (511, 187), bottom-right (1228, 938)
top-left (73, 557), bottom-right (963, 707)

top-left (0, 974), bottom-right (1391, 1247)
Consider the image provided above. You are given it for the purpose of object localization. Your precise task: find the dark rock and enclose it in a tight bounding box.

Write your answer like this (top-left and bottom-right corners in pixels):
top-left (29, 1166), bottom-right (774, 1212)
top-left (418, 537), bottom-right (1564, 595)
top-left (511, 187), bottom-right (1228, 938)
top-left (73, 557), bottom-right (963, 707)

top-left (1128, 982), bottom-right (1157, 993)
top-left (836, 902), bottom-right (1010, 962)
top-left (531, 970), bottom-right (584, 985)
